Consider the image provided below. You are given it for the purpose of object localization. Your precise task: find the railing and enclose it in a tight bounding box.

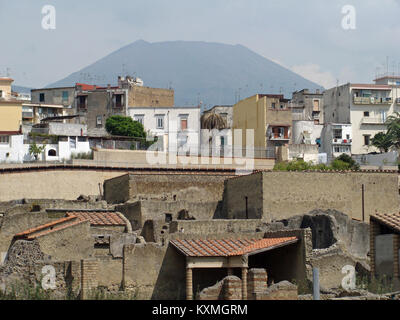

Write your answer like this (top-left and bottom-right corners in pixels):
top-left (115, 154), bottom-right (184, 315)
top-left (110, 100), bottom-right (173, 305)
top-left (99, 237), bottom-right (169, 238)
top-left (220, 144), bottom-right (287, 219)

top-left (361, 117), bottom-right (385, 125)
top-left (353, 97), bottom-right (392, 105)
top-left (22, 112), bottom-right (34, 119)
top-left (332, 138), bottom-right (352, 145)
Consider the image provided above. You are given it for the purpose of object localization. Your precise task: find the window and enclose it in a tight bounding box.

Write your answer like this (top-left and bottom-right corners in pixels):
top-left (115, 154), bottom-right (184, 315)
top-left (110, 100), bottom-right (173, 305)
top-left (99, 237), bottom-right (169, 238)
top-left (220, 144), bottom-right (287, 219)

top-left (62, 91), bottom-right (69, 102)
top-left (78, 95), bottom-right (87, 109)
top-left (364, 111), bottom-right (370, 117)
top-left (96, 116), bottom-right (102, 126)
top-left (313, 100), bottom-right (320, 111)
top-left (334, 146), bottom-right (350, 153)
top-left (69, 137), bottom-right (77, 149)
top-left (48, 149), bottom-right (57, 157)
top-left (156, 115), bottom-right (164, 129)
top-left (271, 103), bottom-right (276, 109)
top-left (39, 93), bottom-right (45, 102)
top-left (346, 134), bottom-right (350, 140)
top-left (180, 115), bottom-right (188, 130)
top-left (0, 136), bottom-right (10, 145)
top-left (114, 94), bottom-right (123, 108)
top-left (364, 135), bottom-right (371, 146)
top-left (333, 129), bottom-right (342, 139)
top-left (134, 115), bottom-right (144, 125)
top-left (0, 90), bottom-right (3, 98)
top-left (78, 136), bottom-right (87, 142)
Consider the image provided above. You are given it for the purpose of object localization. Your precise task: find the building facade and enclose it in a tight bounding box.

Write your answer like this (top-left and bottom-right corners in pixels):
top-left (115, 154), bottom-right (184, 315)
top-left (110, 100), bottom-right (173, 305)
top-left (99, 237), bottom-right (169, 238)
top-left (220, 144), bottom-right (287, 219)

top-left (128, 106), bottom-right (200, 154)
top-left (233, 94), bottom-right (292, 158)
top-left (291, 89), bottom-right (324, 124)
top-left (321, 123), bottom-right (352, 161)
top-left (323, 78), bottom-right (400, 155)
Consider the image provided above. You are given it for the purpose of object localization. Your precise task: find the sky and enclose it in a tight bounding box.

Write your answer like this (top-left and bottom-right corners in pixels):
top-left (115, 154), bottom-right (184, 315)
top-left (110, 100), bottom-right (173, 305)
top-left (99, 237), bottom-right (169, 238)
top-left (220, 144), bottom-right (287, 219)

top-left (1, 0), bottom-right (400, 89)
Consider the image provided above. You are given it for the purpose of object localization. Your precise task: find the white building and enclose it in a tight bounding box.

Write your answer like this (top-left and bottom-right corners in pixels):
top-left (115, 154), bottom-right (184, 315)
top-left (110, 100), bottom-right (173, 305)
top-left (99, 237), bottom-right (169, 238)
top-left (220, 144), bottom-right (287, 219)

top-left (128, 106), bottom-right (201, 154)
top-left (0, 123), bottom-right (91, 163)
top-left (321, 123), bottom-right (352, 161)
top-left (323, 76), bottom-right (400, 156)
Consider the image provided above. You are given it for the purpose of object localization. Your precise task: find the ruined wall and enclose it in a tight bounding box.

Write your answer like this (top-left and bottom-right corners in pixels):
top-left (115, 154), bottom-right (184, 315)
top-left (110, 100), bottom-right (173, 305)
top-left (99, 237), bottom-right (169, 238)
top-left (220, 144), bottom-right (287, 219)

top-left (123, 243), bottom-right (186, 300)
top-left (224, 171), bottom-right (399, 222)
top-left (169, 220), bottom-right (263, 235)
top-left (96, 257), bottom-right (123, 291)
top-left (0, 211), bottom-right (49, 254)
top-left (0, 170), bottom-right (128, 202)
top-left (105, 173), bottom-right (228, 204)
top-left (36, 220), bottom-right (94, 261)
top-left (223, 172), bottom-right (264, 219)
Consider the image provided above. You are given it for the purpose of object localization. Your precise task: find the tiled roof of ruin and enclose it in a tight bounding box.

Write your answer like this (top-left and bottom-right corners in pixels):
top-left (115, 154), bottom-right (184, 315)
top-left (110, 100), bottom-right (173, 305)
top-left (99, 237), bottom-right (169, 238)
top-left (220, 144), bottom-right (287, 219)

top-left (170, 237), bottom-right (298, 257)
top-left (371, 212), bottom-right (400, 233)
top-left (14, 215), bottom-right (86, 240)
top-left (67, 211), bottom-right (126, 226)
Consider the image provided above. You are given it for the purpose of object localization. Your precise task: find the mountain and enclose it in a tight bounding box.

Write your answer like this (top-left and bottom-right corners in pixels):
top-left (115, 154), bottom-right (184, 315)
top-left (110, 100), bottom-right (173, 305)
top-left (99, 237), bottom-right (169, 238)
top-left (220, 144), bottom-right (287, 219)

top-left (12, 85), bottom-right (31, 94)
top-left (48, 40), bottom-right (324, 107)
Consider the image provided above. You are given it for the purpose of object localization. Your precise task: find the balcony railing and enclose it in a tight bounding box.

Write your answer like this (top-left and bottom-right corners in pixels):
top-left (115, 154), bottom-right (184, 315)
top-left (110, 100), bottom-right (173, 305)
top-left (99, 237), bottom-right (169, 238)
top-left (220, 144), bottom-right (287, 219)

top-left (361, 117), bottom-right (385, 125)
top-left (353, 97), bottom-right (392, 105)
top-left (332, 138), bottom-right (352, 145)
top-left (22, 112), bottom-right (34, 119)
top-left (268, 134), bottom-right (290, 141)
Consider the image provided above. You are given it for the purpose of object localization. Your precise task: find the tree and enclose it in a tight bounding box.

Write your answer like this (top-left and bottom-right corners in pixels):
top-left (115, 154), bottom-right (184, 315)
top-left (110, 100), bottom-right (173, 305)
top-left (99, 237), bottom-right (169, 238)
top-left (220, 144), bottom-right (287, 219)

top-left (105, 116), bottom-right (146, 138)
top-left (371, 132), bottom-right (392, 153)
top-left (335, 153), bottom-right (360, 170)
top-left (385, 112), bottom-right (400, 149)
top-left (29, 142), bottom-right (46, 161)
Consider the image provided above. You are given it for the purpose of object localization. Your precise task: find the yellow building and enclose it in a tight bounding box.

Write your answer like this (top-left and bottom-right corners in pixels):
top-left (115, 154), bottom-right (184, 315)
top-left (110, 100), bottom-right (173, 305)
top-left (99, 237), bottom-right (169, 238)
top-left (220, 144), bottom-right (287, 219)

top-left (233, 94), bottom-right (292, 158)
top-left (0, 78), bottom-right (23, 137)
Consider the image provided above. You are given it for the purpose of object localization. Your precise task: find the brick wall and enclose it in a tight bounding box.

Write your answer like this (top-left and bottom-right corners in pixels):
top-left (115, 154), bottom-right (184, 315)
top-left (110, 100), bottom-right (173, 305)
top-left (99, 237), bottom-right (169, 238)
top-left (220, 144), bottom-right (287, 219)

top-left (80, 259), bottom-right (98, 300)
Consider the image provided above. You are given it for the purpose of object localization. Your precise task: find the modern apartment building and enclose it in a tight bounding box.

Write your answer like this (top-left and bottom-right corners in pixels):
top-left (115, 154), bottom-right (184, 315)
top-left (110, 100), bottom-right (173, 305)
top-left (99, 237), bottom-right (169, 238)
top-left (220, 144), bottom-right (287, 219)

top-left (323, 76), bottom-right (400, 156)
top-left (233, 94), bottom-right (292, 158)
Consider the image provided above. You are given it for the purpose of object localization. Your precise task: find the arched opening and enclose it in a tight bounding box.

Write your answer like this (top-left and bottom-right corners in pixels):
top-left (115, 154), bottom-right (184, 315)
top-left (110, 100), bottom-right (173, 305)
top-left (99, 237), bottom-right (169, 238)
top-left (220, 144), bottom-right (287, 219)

top-left (48, 149), bottom-right (57, 157)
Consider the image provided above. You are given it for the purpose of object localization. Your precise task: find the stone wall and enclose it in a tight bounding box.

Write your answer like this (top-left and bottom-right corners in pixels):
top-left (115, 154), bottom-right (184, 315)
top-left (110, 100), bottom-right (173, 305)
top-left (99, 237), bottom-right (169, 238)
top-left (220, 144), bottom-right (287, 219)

top-left (123, 243), bottom-right (186, 300)
top-left (224, 171), bottom-right (399, 222)
top-left (36, 220), bottom-right (94, 261)
top-left (0, 170), bottom-right (128, 202)
top-left (105, 173), bottom-right (229, 204)
top-left (128, 86), bottom-right (174, 107)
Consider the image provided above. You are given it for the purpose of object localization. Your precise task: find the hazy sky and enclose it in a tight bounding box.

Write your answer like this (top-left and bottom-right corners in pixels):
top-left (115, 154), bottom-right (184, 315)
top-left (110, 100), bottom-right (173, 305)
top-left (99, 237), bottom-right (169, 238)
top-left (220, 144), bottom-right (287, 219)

top-left (1, 0), bottom-right (400, 89)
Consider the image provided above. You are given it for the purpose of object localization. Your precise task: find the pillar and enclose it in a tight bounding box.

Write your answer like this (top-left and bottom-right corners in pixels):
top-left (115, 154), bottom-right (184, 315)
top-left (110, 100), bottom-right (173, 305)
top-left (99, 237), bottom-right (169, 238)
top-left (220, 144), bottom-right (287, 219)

top-left (80, 259), bottom-right (98, 300)
top-left (369, 220), bottom-right (379, 278)
top-left (394, 234), bottom-right (400, 279)
top-left (186, 267), bottom-right (193, 300)
top-left (241, 268), bottom-right (248, 300)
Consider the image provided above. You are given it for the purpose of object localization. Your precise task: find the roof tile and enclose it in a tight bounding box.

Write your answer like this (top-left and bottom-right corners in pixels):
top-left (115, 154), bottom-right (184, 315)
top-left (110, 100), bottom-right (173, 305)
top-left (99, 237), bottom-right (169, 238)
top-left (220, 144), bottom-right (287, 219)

top-left (170, 237), bottom-right (298, 257)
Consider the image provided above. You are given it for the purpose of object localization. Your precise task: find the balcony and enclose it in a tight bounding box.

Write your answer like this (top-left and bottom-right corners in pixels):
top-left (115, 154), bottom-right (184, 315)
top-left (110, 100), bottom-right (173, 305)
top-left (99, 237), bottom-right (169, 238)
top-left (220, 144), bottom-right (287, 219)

top-left (353, 97), bottom-right (392, 105)
top-left (361, 117), bottom-right (385, 125)
top-left (22, 112), bottom-right (34, 119)
top-left (332, 138), bottom-right (352, 145)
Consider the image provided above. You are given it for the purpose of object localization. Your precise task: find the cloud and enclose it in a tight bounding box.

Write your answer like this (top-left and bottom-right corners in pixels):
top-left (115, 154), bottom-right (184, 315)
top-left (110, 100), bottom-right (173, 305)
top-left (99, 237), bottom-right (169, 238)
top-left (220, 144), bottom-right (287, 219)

top-left (291, 64), bottom-right (337, 89)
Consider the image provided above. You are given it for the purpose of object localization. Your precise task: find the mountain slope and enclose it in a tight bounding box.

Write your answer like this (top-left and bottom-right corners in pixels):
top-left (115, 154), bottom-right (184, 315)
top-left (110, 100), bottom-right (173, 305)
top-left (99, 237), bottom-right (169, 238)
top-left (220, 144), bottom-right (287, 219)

top-left (48, 40), bottom-right (323, 106)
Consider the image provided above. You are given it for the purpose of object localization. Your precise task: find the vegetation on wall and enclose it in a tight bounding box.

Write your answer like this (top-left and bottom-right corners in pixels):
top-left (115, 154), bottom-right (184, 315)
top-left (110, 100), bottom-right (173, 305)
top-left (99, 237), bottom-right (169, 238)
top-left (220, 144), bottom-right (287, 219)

top-left (274, 154), bottom-right (360, 171)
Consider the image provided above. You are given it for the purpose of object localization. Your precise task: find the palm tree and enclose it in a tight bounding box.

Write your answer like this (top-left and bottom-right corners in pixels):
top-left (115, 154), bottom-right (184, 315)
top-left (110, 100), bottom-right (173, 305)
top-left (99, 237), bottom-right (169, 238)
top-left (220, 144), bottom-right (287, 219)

top-left (200, 112), bottom-right (227, 130)
top-left (385, 112), bottom-right (400, 149)
top-left (371, 132), bottom-right (392, 153)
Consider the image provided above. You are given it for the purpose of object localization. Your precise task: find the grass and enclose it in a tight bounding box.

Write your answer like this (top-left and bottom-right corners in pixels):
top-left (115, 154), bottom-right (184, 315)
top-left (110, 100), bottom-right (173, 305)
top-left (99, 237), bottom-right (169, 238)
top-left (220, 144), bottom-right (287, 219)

top-left (70, 151), bottom-right (94, 160)
top-left (355, 274), bottom-right (395, 294)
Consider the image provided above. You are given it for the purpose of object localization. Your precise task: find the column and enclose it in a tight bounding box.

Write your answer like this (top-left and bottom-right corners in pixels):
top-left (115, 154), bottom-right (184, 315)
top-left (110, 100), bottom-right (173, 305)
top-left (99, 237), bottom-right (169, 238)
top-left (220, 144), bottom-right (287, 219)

top-left (186, 267), bottom-right (193, 300)
top-left (369, 220), bottom-right (379, 278)
top-left (394, 234), bottom-right (400, 279)
top-left (241, 267), bottom-right (248, 300)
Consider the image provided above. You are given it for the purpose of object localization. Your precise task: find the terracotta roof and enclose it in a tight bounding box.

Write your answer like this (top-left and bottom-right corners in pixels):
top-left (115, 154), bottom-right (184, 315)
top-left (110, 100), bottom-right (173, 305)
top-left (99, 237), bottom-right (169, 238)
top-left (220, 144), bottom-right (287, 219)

top-left (170, 237), bottom-right (298, 257)
top-left (14, 215), bottom-right (87, 240)
top-left (371, 212), bottom-right (400, 233)
top-left (67, 211), bottom-right (126, 227)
